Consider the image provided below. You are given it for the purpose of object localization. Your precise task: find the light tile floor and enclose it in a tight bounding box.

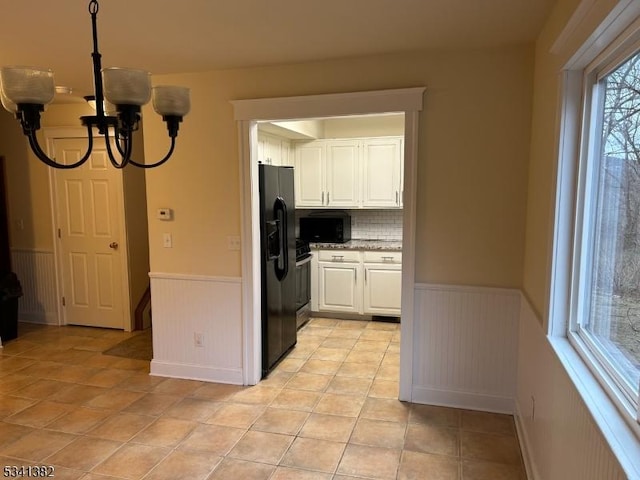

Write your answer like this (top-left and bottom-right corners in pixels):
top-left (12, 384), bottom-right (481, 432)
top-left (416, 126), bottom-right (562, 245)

top-left (0, 319), bottom-right (526, 479)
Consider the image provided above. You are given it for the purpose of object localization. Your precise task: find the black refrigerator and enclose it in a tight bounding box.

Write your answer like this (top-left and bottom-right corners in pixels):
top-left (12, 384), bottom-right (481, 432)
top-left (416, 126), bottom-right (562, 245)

top-left (259, 164), bottom-right (297, 377)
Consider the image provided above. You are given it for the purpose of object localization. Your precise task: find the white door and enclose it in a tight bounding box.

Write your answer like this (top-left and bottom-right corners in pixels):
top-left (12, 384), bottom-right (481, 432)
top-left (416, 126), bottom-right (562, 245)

top-left (326, 140), bottom-right (360, 207)
top-left (362, 138), bottom-right (402, 207)
top-left (53, 137), bottom-right (128, 329)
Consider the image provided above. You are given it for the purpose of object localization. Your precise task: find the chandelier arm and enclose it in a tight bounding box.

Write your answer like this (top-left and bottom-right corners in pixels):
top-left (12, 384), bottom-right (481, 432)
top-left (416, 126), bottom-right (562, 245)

top-left (115, 132), bottom-right (127, 157)
top-left (103, 125), bottom-right (131, 169)
top-left (128, 137), bottom-right (176, 169)
top-left (27, 126), bottom-right (95, 169)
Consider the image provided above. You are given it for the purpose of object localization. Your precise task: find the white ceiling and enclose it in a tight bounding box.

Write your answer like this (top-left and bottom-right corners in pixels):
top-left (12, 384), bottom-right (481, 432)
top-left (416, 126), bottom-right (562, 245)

top-left (0, 0), bottom-right (554, 96)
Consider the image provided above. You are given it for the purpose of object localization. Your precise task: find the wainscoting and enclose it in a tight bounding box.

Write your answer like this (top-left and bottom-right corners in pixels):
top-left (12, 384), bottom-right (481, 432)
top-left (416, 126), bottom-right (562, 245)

top-left (411, 284), bottom-right (520, 413)
top-left (516, 297), bottom-right (628, 480)
top-left (149, 272), bottom-right (243, 384)
top-left (10, 248), bottom-right (58, 325)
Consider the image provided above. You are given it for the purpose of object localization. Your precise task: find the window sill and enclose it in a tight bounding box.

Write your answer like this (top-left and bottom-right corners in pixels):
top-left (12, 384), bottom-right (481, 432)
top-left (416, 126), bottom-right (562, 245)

top-left (548, 335), bottom-right (640, 479)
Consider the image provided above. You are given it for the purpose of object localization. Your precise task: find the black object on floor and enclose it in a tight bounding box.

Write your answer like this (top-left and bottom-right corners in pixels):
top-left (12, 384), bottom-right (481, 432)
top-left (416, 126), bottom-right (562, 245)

top-left (0, 271), bottom-right (22, 342)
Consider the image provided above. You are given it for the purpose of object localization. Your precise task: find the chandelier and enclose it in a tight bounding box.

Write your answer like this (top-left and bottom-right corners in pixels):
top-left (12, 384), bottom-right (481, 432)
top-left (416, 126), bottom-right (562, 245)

top-left (0, 0), bottom-right (190, 169)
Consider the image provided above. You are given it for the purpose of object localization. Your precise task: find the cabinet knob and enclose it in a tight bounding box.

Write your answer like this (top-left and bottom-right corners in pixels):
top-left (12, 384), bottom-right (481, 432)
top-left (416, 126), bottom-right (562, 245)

top-left (332, 255), bottom-right (344, 261)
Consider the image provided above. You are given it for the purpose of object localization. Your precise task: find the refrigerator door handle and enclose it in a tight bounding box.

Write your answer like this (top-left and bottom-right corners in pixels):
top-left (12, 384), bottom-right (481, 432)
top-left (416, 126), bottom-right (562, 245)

top-left (265, 219), bottom-right (280, 261)
top-left (274, 196), bottom-right (289, 281)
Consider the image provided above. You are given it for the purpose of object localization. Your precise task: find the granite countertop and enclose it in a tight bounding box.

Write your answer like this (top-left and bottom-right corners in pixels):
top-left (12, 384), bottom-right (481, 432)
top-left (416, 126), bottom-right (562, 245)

top-left (309, 239), bottom-right (402, 251)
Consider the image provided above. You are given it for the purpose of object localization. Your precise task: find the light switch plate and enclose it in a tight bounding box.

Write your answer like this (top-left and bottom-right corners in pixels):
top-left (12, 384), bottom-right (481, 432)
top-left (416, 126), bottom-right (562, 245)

top-left (163, 233), bottom-right (172, 248)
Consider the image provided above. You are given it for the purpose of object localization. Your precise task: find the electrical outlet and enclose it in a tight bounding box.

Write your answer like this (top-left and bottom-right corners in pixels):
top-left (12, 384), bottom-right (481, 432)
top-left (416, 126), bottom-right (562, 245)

top-left (194, 332), bottom-right (204, 347)
top-left (227, 236), bottom-right (241, 251)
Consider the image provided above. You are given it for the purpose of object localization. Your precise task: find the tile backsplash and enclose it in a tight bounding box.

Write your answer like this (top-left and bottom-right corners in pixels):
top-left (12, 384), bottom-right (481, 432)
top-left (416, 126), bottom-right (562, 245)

top-left (351, 209), bottom-right (403, 240)
top-left (296, 209), bottom-right (403, 241)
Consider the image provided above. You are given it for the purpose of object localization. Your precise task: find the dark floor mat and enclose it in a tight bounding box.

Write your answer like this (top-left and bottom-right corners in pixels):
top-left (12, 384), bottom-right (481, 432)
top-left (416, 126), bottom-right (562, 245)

top-left (102, 329), bottom-right (152, 361)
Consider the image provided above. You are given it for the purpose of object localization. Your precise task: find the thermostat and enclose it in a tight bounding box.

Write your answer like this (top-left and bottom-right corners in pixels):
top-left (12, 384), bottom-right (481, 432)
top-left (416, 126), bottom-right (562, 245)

top-left (157, 208), bottom-right (173, 221)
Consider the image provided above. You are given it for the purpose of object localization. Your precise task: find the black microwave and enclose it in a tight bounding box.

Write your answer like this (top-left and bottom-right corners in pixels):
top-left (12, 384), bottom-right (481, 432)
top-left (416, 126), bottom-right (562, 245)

top-left (299, 213), bottom-right (352, 243)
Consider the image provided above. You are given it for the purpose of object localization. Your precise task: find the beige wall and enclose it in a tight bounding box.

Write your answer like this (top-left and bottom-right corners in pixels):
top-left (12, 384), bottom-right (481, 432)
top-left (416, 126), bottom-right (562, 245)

top-left (522, 0), bottom-right (620, 317)
top-left (143, 46), bottom-right (534, 287)
top-left (0, 109), bottom-right (52, 250)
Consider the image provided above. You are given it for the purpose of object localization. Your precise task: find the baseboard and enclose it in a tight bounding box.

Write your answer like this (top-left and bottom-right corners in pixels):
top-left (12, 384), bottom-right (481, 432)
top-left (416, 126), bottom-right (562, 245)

top-left (514, 400), bottom-right (539, 480)
top-left (19, 314), bottom-right (58, 326)
top-left (150, 360), bottom-right (243, 385)
top-left (411, 385), bottom-right (514, 414)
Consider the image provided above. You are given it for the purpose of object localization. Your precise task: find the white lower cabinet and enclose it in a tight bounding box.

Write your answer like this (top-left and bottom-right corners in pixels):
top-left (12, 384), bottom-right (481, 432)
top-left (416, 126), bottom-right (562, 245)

top-left (363, 265), bottom-right (402, 315)
top-left (313, 249), bottom-right (401, 316)
top-left (317, 250), bottom-right (362, 314)
top-left (318, 262), bottom-right (362, 313)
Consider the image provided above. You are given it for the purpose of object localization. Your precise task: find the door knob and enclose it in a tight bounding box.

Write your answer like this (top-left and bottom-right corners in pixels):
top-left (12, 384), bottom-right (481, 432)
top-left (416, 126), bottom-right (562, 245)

top-left (109, 242), bottom-right (119, 249)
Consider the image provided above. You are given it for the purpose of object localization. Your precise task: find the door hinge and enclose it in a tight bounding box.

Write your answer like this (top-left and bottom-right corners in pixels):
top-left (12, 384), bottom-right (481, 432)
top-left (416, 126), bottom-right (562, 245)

top-left (62, 296), bottom-right (66, 307)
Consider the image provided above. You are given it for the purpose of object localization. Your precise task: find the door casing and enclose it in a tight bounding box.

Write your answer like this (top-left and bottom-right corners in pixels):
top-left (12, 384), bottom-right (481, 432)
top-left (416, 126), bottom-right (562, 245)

top-left (232, 87), bottom-right (425, 400)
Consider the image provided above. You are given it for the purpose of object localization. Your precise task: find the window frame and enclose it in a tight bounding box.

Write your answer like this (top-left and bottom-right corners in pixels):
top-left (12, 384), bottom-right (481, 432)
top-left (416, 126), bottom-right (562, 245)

top-left (570, 51), bottom-right (640, 409)
top-left (560, 24), bottom-right (640, 429)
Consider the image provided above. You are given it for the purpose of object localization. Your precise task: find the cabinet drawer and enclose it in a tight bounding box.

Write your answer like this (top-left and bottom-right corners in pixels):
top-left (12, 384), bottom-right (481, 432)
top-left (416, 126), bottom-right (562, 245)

top-left (318, 250), bottom-right (361, 263)
top-left (363, 251), bottom-right (402, 264)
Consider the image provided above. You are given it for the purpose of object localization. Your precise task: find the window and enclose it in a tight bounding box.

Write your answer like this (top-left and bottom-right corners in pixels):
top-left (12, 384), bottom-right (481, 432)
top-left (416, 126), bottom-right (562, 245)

top-left (571, 40), bottom-right (640, 420)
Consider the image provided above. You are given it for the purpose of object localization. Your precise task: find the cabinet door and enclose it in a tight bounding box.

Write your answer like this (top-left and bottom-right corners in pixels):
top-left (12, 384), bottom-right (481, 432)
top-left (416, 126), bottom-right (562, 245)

top-left (257, 135), bottom-right (267, 164)
top-left (362, 138), bottom-right (402, 208)
top-left (400, 138), bottom-right (404, 207)
top-left (310, 250), bottom-right (319, 312)
top-left (318, 262), bottom-right (361, 313)
top-left (265, 135), bottom-right (282, 166)
top-left (364, 265), bottom-right (402, 315)
top-left (295, 142), bottom-right (325, 207)
top-left (325, 140), bottom-right (360, 207)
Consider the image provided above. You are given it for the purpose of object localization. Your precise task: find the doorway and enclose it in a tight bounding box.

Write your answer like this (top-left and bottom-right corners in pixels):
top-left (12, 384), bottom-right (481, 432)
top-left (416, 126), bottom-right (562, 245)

top-left (51, 135), bottom-right (129, 329)
top-left (233, 88), bottom-right (424, 401)
top-left (45, 127), bottom-right (150, 332)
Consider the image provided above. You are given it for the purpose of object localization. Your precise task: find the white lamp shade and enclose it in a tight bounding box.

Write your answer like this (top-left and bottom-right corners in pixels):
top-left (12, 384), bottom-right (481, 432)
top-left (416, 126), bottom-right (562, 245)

top-left (152, 86), bottom-right (190, 116)
top-left (0, 86), bottom-right (18, 113)
top-left (0, 66), bottom-right (55, 105)
top-left (102, 67), bottom-right (151, 106)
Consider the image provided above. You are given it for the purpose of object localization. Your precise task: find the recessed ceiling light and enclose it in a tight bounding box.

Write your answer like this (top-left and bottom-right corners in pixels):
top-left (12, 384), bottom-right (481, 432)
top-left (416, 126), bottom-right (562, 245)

top-left (55, 85), bottom-right (73, 95)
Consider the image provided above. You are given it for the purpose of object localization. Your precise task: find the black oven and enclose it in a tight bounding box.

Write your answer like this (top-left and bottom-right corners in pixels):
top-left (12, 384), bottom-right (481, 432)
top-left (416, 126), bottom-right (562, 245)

top-left (295, 240), bottom-right (311, 329)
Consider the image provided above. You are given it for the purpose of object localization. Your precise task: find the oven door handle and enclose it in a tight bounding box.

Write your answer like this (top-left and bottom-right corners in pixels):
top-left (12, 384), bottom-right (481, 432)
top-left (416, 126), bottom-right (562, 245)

top-left (295, 255), bottom-right (313, 267)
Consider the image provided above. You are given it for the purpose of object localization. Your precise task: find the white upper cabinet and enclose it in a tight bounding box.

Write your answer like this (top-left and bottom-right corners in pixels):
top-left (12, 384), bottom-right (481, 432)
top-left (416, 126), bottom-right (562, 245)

top-left (295, 141), bottom-right (326, 207)
top-left (362, 138), bottom-right (402, 208)
top-left (294, 136), bottom-right (403, 209)
top-left (325, 140), bottom-right (360, 207)
top-left (257, 132), bottom-right (291, 166)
